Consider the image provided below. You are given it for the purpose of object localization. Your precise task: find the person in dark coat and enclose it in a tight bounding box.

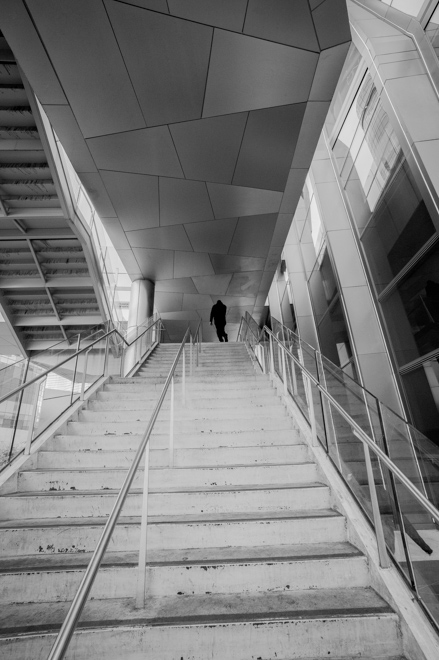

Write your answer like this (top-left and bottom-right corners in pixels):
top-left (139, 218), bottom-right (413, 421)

top-left (210, 300), bottom-right (228, 342)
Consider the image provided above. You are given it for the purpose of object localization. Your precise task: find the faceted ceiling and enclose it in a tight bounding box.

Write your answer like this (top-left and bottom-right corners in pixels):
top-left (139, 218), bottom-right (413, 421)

top-left (1, 0), bottom-right (350, 341)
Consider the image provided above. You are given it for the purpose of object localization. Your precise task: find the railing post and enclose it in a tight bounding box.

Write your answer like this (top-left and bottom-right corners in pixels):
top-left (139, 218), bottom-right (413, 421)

top-left (182, 343), bottom-right (186, 404)
top-left (80, 349), bottom-right (91, 401)
top-left (307, 376), bottom-right (318, 447)
top-left (199, 324), bottom-right (202, 352)
top-left (24, 377), bottom-right (44, 455)
top-left (269, 334), bottom-right (274, 375)
top-left (136, 441), bottom-right (151, 608)
top-left (70, 335), bottom-right (81, 405)
top-left (362, 439), bottom-right (391, 569)
top-left (169, 376), bottom-right (174, 468)
top-left (103, 334), bottom-right (110, 377)
top-left (290, 354), bottom-right (298, 395)
top-left (190, 335), bottom-right (193, 376)
top-left (281, 344), bottom-right (288, 396)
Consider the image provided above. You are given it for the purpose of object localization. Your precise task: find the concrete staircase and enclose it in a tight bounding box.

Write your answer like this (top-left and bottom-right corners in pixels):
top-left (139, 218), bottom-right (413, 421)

top-left (0, 342), bottom-right (406, 659)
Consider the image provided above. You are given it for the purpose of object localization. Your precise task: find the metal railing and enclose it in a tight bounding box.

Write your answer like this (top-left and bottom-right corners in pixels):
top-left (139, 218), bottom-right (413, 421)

top-left (47, 324), bottom-right (201, 659)
top-left (0, 315), bottom-right (163, 472)
top-left (239, 313), bottom-right (439, 632)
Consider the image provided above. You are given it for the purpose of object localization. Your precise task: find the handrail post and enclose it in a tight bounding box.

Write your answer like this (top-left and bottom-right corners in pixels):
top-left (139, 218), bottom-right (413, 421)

top-left (103, 334), bottom-right (110, 377)
top-left (80, 349), bottom-right (92, 401)
top-left (281, 344), bottom-right (288, 396)
top-left (24, 377), bottom-right (44, 455)
top-left (70, 335), bottom-right (81, 405)
top-left (307, 374), bottom-right (318, 447)
top-left (269, 334), bottom-right (274, 375)
top-left (199, 323), bottom-right (202, 352)
top-left (190, 335), bottom-right (193, 376)
top-left (136, 441), bottom-right (151, 608)
top-left (290, 352), bottom-right (298, 395)
top-left (169, 376), bottom-right (174, 468)
top-left (182, 342), bottom-right (186, 404)
top-left (362, 438), bottom-right (391, 568)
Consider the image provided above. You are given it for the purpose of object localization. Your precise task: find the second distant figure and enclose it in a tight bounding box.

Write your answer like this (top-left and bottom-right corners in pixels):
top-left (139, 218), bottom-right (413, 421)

top-left (210, 300), bottom-right (228, 342)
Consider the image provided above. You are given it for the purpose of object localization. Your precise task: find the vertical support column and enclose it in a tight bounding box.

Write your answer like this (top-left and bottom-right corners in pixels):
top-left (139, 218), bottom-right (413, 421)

top-left (124, 279), bottom-right (155, 376)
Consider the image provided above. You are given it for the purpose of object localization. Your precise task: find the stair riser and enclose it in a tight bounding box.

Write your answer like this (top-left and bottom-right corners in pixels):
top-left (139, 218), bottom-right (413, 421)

top-left (1, 556), bottom-right (369, 604)
top-left (37, 445), bottom-right (309, 470)
top-left (90, 395), bottom-right (279, 410)
top-left (0, 614), bottom-right (401, 660)
top-left (104, 380), bottom-right (270, 392)
top-left (18, 463), bottom-right (318, 492)
top-left (46, 429), bottom-right (301, 451)
top-left (96, 389), bottom-right (274, 402)
top-left (0, 516), bottom-right (347, 556)
top-left (79, 405), bottom-right (286, 422)
top-left (1, 486), bottom-right (330, 520)
top-left (108, 376), bottom-right (267, 387)
top-left (67, 417), bottom-right (293, 435)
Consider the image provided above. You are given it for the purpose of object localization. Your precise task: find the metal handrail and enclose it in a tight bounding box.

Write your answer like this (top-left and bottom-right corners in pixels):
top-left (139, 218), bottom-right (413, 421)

top-left (0, 317), bottom-right (161, 406)
top-left (47, 326), bottom-right (191, 660)
top-left (262, 326), bottom-right (439, 523)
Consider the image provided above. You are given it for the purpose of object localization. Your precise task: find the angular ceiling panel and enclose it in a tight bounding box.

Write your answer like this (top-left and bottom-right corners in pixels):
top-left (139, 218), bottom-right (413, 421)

top-left (207, 183), bottom-right (282, 219)
top-left (87, 127), bottom-right (184, 178)
top-left (312, 0), bottom-right (351, 50)
top-left (185, 218), bottom-right (238, 254)
top-left (174, 251), bottom-right (214, 278)
top-left (26, 0), bottom-right (145, 138)
top-left (100, 171), bottom-right (159, 231)
top-left (209, 254), bottom-right (266, 274)
top-left (244, 0), bottom-right (319, 51)
top-left (43, 105), bottom-right (97, 173)
top-left (120, 0), bottom-right (169, 10)
top-left (309, 42), bottom-right (351, 102)
top-left (127, 225), bottom-right (192, 251)
top-left (79, 173), bottom-right (117, 219)
top-left (228, 214), bottom-right (277, 258)
top-left (226, 271), bottom-right (264, 297)
top-left (192, 274), bottom-right (233, 296)
top-left (159, 178), bottom-right (214, 226)
top-left (156, 278), bottom-right (198, 294)
top-left (131, 247), bottom-right (174, 280)
top-left (203, 30), bottom-right (319, 117)
top-left (154, 291), bottom-right (183, 313)
top-left (105, 0), bottom-right (212, 126)
top-left (170, 113), bottom-right (248, 184)
top-left (182, 293), bottom-right (214, 310)
top-left (168, 0), bottom-right (248, 31)
top-left (233, 104), bottom-right (307, 191)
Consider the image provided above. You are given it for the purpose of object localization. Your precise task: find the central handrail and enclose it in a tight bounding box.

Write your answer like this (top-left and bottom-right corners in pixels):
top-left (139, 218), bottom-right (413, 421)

top-left (0, 317), bottom-right (161, 407)
top-left (47, 326), bottom-right (191, 660)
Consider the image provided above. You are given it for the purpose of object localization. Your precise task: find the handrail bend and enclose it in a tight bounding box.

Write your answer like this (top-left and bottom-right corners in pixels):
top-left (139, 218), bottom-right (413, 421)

top-left (47, 326), bottom-right (191, 660)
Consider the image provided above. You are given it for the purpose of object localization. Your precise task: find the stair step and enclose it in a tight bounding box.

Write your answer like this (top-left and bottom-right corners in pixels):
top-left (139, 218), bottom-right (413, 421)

top-left (37, 444), bottom-right (309, 469)
top-left (17, 462), bottom-right (319, 491)
top-left (0, 509), bottom-right (347, 556)
top-left (0, 590), bottom-right (401, 660)
top-left (79, 404), bottom-right (286, 422)
top-left (0, 546), bottom-right (368, 603)
top-left (0, 483), bottom-right (330, 520)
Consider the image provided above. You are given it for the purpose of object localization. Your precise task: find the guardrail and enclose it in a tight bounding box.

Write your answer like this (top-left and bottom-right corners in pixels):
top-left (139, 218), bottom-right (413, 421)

top-left (239, 313), bottom-right (439, 632)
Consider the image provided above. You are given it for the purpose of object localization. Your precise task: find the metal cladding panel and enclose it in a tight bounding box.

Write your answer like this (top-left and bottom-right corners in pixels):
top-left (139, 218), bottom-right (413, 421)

top-left (207, 183), bottom-right (282, 219)
top-left (168, 0), bottom-right (247, 31)
top-left (154, 291), bottom-right (184, 313)
top-left (100, 171), bottom-right (159, 231)
top-left (131, 248), bottom-right (174, 280)
top-left (312, 0), bottom-right (352, 50)
top-left (127, 225), bottom-right (192, 252)
top-left (87, 127), bottom-right (184, 178)
top-left (105, 0), bottom-right (212, 126)
top-left (155, 278), bottom-right (198, 294)
top-left (203, 30), bottom-right (319, 117)
top-left (185, 218), bottom-right (238, 254)
top-left (174, 251), bottom-right (215, 279)
top-left (159, 178), bottom-right (214, 226)
top-left (233, 104), bottom-right (307, 192)
top-left (182, 293), bottom-right (215, 310)
top-left (26, 0), bottom-right (146, 138)
top-left (43, 106), bottom-right (97, 173)
top-left (226, 271), bottom-right (264, 298)
top-left (77, 173), bottom-right (117, 219)
top-left (191, 274), bottom-right (233, 296)
top-left (244, 0), bottom-right (319, 51)
top-left (121, 0), bottom-right (169, 11)
top-left (170, 113), bottom-right (248, 184)
top-left (209, 254), bottom-right (266, 274)
top-left (228, 214), bottom-right (278, 258)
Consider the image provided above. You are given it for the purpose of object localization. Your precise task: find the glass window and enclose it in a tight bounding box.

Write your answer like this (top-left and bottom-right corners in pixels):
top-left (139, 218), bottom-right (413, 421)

top-left (382, 244), bottom-right (439, 366)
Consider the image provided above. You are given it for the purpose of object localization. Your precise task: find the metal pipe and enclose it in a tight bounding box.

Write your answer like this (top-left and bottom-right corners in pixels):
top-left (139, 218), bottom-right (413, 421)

top-left (80, 349), bottom-right (92, 401)
top-left (136, 440), bottom-right (151, 608)
top-left (169, 376), bottom-right (174, 468)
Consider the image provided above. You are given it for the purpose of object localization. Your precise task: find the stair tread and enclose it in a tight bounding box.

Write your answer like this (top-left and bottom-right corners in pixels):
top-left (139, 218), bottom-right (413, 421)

top-left (19, 461), bottom-right (315, 474)
top-left (2, 482), bottom-right (327, 497)
top-left (0, 542), bottom-right (363, 573)
top-left (0, 507), bottom-right (343, 529)
top-left (0, 588), bottom-right (395, 634)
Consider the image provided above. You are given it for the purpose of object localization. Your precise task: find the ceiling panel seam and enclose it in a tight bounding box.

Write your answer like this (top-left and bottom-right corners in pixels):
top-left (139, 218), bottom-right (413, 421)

top-left (182, 224), bottom-right (194, 252)
top-left (241, 0), bottom-right (250, 32)
top-left (308, 0), bottom-right (323, 51)
top-left (229, 111), bottom-right (250, 185)
top-left (102, 0), bottom-right (148, 128)
top-left (204, 181), bottom-right (216, 220)
top-left (166, 126), bottom-right (186, 182)
top-left (199, 28), bottom-right (215, 122)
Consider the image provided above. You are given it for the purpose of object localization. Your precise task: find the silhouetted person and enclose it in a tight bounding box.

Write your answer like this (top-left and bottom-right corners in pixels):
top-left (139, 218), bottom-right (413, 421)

top-left (210, 300), bottom-right (228, 342)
